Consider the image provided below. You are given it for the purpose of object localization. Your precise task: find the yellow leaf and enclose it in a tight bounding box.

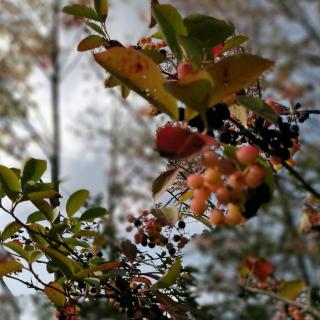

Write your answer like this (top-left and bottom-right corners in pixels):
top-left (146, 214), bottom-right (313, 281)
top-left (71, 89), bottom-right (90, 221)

top-left (278, 280), bottom-right (305, 299)
top-left (0, 259), bottom-right (23, 277)
top-left (164, 70), bottom-right (214, 112)
top-left (94, 47), bottom-right (178, 119)
top-left (229, 104), bottom-right (248, 126)
top-left (206, 54), bottom-right (274, 106)
top-left (44, 282), bottom-right (66, 307)
top-left (178, 191), bottom-right (193, 204)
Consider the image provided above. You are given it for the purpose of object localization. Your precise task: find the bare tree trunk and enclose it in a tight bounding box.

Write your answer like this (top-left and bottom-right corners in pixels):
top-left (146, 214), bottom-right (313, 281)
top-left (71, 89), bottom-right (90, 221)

top-left (50, 0), bottom-right (61, 197)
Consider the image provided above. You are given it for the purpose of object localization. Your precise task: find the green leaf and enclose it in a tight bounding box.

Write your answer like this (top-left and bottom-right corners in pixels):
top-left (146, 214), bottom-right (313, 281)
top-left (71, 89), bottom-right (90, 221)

top-left (21, 158), bottom-right (47, 187)
top-left (32, 200), bottom-right (59, 222)
top-left (152, 4), bottom-right (187, 61)
top-left (94, 0), bottom-right (109, 22)
top-left (152, 169), bottom-right (179, 200)
top-left (4, 241), bottom-right (29, 261)
top-left (0, 165), bottom-right (21, 200)
top-left (28, 250), bottom-right (43, 264)
top-left (236, 96), bottom-right (278, 123)
top-left (66, 189), bottom-right (90, 218)
top-left (41, 247), bottom-right (75, 279)
top-left (151, 258), bottom-right (181, 289)
top-left (2, 221), bottom-right (22, 241)
top-left (206, 54), bottom-right (274, 106)
top-left (62, 5), bottom-right (100, 21)
top-left (76, 261), bottom-right (121, 277)
top-left (27, 211), bottom-right (46, 224)
top-left (77, 35), bottom-right (108, 52)
top-left (27, 190), bottom-right (60, 201)
top-left (141, 49), bottom-right (168, 64)
top-left (223, 35), bottom-right (248, 51)
top-left (27, 224), bottom-right (47, 247)
top-left (79, 207), bottom-right (108, 221)
top-left (164, 70), bottom-right (214, 111)
top-left (22, 182), bottom-right (53, 195)
top-left (0, 260), bottom-right (23, 277)
top-left (94, 47), bottom-right (178, 119)
top-left (184, 14), bottom-right (234, 47)
top-left (178, 36), bottom-right (203, 66)
top-left (75, 230), bottom-right (99, 238)
top-left (44, 282), bottom-right (66, 307)
top-left (278, 280), bottom-right (305, 299)
top-left (85, 22), bottom-right (106, 36)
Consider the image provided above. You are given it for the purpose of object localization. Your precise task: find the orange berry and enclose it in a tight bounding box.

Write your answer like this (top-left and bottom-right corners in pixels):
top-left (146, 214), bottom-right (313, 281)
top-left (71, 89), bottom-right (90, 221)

top-left (187, 173), bottom-right (204, 189)
top-left (216, 186), bottom-right (231, 204)
top-left (225, 203), bottom-right (242, 226)
top-left (190, 198), bottom-right (208, 215)
top-left (218, 159), bottom-right (237, 175)
top-left (245, 165), bottom-right (266, 188)
top-left (204, 167), bottom-right (221, 185)
top-left (127, 215), bottom-right (135, 223)
top-left (203, 151), bottom-right (220, 168)
top-left (209, 208), bottom-right (224, 226)
top-left (193, 186), bottom-right (211, 201)
top-left (236, 145), bottom-right (260, 166)
top-left (228, 171), bottom-right (245, 190)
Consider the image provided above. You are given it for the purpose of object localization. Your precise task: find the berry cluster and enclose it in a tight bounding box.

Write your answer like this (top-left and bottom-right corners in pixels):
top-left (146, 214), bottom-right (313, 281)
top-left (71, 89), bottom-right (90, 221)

top-left (187, 146), bottom-right (271, 225)
top-left (137, 37), bottom-right (167, 53)
top-left (126, 210), bottom-right (189, 255)
top-left (251, 116), bottom-right (300, 168)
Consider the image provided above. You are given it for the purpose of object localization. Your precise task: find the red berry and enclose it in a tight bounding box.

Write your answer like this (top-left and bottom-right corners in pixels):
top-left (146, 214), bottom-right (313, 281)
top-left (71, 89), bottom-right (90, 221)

top-left (177, 62), bottom-right (195, 79)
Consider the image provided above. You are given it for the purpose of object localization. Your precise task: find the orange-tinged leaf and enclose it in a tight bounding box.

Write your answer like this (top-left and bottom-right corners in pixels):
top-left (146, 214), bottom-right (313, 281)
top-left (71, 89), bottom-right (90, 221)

top-left (78, 35), bottom-right (107, 52)
top-left (0, 259), bottom-right (23, 277)
top-left (94, 47), bottom-right (178, 119)
top-left (206, 54), bottom-right (274, 106)
top-left (132, 276), bottom-right (152, 286)
top-left (121, 240), bottom-right (137, 263)
top-left (44, 282), bottom-right (66, 307)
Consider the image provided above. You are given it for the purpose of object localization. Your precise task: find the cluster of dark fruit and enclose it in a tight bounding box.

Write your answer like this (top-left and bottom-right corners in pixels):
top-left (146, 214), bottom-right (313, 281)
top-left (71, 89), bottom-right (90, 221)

top-left (107, 276), bottom-right (168, 319)
top-left (188, 103), bottom-right (231, 135)
top-left (252, 116), bottom-right (300, 161)
top-left (187, 102), bottom-right (301, 163)
top-left (126, 211), bottom-right (189, 256)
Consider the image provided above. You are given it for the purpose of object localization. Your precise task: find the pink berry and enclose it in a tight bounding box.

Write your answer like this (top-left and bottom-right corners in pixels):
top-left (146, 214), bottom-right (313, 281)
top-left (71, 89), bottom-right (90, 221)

top-left (187, 173), bottom-right (204, 189)
top-left (236, 145), bottom-right (260, 166)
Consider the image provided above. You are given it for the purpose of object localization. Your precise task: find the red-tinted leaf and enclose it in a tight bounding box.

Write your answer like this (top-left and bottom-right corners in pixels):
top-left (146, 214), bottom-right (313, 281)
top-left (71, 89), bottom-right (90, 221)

top-left (132, 277), bottom-right (152, 286)
top-left (156, 126), bottom-right (217, 159)
top-left (244, 256), bottom-right (273, 281)
top-left (211, 43), bottom-right (225, 58)
top-left (121, 240), bottom-right (137, 263)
